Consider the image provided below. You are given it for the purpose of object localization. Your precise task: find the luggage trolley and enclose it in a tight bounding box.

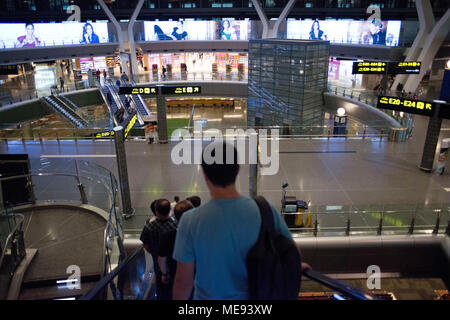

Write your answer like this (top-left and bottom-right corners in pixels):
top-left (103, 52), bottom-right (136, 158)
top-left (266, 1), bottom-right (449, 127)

top-left (281, 182), bottom-right (312, 228)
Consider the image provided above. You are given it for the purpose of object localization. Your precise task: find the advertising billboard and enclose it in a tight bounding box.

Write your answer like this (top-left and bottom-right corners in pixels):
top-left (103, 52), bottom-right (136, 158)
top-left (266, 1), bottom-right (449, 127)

top-left (144, 20), bottom-right (250, 41)
top-left (287, 19), bottom-right (401, 46)
top-left (0, 22), bottom-right (109, 49)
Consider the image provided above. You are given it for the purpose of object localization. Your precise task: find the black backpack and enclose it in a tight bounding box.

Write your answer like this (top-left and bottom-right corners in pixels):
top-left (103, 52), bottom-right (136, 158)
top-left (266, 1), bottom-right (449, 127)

top-left (246, 196), bottom-right (302, 300)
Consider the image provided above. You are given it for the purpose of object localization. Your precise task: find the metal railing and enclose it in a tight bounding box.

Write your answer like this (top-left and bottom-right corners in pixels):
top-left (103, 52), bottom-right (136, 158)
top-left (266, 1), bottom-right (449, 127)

top-left (282, 204), bottom-right (450, 237)
top-left (0, 158), bottom-right (125, 288)
top-left (79, 246), bottom-right (156, 300)
top-left (302, 270), bottom-right (377, 300)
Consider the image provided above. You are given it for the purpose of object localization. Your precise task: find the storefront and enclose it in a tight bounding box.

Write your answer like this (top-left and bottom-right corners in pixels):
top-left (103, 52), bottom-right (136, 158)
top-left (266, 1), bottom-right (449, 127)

top-left (144, 52), bottom-right (248, 73)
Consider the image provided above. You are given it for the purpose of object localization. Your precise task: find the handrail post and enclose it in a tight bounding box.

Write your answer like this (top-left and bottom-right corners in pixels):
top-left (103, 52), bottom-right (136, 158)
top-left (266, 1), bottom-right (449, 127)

top-left (26, 176), bottom-right (36, 204)
top-left (446, 221), bottom-right (450, 236)
top-left (377, 216), bottom-right (383, 235)
top-left (380, 129), bottom-right (383, 142)
top-left (75, 160), bottom-right (88, 204)
top-left (346, 219), bottom-right (351, 236)
top-left (38, 131), bottom-right (42, 145)
top-left (432, 216), bottom-right (440, 235)
top-left (313, 218), bottom-right (318, 237)
top-left (408, 217), bottom-right (415, 234)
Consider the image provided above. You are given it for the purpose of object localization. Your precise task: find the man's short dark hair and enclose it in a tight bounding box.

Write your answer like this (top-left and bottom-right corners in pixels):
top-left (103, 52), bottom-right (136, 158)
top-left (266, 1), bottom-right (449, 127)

top-left (150, 199), bottom-right (158, 215)
top-left (156, 199), bottom-right (171, 216)
top-left (186, 196), bottom-right (201, 208)
top-left (174, 196), bottom-right (180, 202)
top-left (201, 142), bottom-right (239, 187)
top-left (174, 200), bottom-right (194, 221)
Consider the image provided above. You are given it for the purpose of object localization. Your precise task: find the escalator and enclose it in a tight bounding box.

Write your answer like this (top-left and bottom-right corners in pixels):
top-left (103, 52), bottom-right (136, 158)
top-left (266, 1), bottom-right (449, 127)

top-left (42, 95), bottom-right (88, 128)
top-left (79, 244), bottom-right (376, 300)
top-left (98, 82), bottom-right (127, 126)
top-left (126, 80), bottom-right (151, 121)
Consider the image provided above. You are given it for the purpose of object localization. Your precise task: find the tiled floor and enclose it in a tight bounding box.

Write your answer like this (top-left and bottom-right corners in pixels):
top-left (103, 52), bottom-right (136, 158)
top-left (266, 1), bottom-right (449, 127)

top-left (1, 113), bottom-right (449, 233)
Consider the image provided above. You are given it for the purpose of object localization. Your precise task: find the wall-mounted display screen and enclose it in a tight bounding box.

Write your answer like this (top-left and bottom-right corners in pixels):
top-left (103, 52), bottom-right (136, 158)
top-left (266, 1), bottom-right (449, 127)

top-left (287, 20), bottom-right (401, 46)
top-left (144, 20), bottom-right (250, 41)
top-left (0, 22), bottom-right (109, 49)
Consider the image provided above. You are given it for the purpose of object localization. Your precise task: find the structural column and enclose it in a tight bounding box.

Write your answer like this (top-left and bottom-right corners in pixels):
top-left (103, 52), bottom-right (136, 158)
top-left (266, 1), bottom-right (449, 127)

top-left (391, 0), bottom-right (434, 91)
top-left (419, 101), bottom-right (444, 172)
top-left (403, 9), bottom-right (450, 94)
top-left (128, 0), bottom-right (145, 78)
top-left (97, 0), bottom-right (130, 76)
top-left (114, 126), bottom-right (133, 217)
top-left (156, 95), bottom-right (169, 143)
top-left (251, 0), bottom-right (297, 38)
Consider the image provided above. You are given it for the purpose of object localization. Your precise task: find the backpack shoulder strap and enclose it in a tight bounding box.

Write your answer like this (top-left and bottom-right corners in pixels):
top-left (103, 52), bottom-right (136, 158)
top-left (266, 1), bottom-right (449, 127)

top-left (254, 196), bottom-right (275, 234)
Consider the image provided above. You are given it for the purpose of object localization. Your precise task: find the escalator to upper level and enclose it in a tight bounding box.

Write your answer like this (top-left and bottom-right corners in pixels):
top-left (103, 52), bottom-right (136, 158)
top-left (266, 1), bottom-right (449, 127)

top-left (42, 95), bottom-right (88, 128)
top-left (125, 80), bottom-right (151, 121)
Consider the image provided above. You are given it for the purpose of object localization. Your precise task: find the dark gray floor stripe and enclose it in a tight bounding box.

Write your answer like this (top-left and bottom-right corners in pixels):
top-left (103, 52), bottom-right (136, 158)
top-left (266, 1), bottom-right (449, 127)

top-left (279, 151), bottom-right (357, 154)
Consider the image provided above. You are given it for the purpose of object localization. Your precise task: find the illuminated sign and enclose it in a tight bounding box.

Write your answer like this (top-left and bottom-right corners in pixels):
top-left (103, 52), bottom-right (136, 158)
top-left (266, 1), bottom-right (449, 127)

top-left (377, 96), bottom-right (434, 117)
top-left (287, 20), bottom-right (402, 46)
top-left (0, 64), bottom-right (18, 75)
top-left (124, 113), bottom-right (138, 138)
top-left (352, 61), bottom-right (387, 74)
top-left (119, 87), bottom-right (157, 95)
top-left (352, 61), bottom-right (421, 74)
top-left (387, 61), bottom-right (421, 74)
top-left (161, 86), bottom-right (201, 95)
top-left (94, 130), bottom-right (114, 139)
top-left (93, 113), bottom-right (137, 139)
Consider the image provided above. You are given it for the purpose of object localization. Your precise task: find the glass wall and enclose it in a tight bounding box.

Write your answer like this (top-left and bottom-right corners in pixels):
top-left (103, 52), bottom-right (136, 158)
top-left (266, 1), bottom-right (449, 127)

top-left (248, 39), bottom-right (329, 133)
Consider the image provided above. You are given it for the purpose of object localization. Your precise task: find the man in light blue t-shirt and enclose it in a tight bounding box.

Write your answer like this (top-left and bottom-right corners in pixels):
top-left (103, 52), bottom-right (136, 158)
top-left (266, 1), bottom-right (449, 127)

top-left (173, 142), bottom-right (309, 300)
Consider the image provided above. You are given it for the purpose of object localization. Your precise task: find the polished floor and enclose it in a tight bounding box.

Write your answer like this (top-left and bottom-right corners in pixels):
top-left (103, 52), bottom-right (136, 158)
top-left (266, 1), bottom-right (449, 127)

top-left (1, 112), bottom-right (449, 233)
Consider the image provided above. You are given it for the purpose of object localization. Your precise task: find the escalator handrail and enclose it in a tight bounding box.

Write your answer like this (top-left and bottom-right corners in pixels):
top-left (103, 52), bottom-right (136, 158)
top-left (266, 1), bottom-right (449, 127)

top-left (78, 245), bottom-right (144, 300)
top-left (302, 269), bottom-right (378, 300)
top-left (0, 213), bottom-right (25, 269)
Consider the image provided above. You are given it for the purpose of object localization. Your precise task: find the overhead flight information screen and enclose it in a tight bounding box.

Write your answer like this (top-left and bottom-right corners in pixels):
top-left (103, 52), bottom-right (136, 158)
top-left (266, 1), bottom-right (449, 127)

top-left (119, 87), bottom-right (158, 95)
top-left (377, 96), bottom-right (434, 117)
top-left (161, 85), bottom-right (201, 95)
top-left (352, 61), bottom-right (387, 74)
top-left (387, 61), bottom-right (421, 74)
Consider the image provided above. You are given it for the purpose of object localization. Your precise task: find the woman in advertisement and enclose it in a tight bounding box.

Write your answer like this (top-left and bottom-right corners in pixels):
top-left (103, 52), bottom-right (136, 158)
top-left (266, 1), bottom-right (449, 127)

top-left (80, 23), bottom-right (99, 44)
top-left (15, 23), bottom-right (41, 47)
top-left (221, 20), bottom-right (234, 40)
top-left (309, 20), bottom-right (325, 40)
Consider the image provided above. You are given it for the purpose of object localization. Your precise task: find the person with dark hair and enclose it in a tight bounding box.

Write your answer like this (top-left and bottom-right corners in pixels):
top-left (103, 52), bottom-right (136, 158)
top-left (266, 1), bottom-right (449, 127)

top-left (158, 200), bottom-right (194, 300)
top-left (172, 142), bottom-right (309, 300)
top-left (80, 23), bottom-right (99, 44)
top-left (16, 23), bottom-right (40, 47)
top-left (140, 198), bottom-right (177, 300)
top-left (170, 196), bottom-right (180, 220)
top-left (309, 20), bottom-right (324, 40)
top-left (186, 195), bottom-right (201, 208)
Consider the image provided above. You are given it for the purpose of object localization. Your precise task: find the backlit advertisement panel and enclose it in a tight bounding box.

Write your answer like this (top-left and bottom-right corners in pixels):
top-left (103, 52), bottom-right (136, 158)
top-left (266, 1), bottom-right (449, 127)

top-left (287, 20), bottom-right (401, 46)
top-left (144, 20), bottom-right (250, 41)
top-left (0, 22), bottom-right (109, 49)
